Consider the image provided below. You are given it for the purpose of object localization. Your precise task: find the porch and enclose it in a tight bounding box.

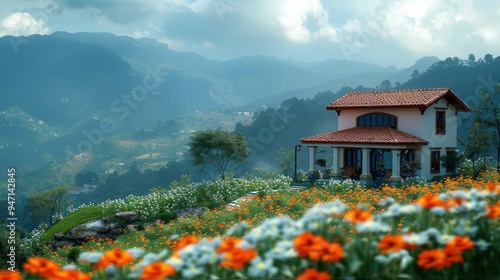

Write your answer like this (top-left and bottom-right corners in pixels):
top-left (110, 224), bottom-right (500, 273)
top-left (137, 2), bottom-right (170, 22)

top-left (300, 126), bottom-right (429, 185)
top-left (305, 145), bottom-right (421, 184)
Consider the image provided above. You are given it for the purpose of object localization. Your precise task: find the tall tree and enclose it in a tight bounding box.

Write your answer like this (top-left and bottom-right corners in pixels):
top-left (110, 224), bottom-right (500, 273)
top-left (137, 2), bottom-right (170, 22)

top-left (25, 186), bottom-right (71, 226)
top-left (473, 84), bottom-right (500, 170)
top-left (188, 128), bottom-right (249, 180)
top-left (276, 147), bottom-right (295, 176)
top-left (459, 115), bottom-right (493, 178)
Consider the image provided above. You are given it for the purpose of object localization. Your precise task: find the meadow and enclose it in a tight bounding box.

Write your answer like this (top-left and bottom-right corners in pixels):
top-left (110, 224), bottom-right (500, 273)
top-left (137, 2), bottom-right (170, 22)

top-left (4, 171), bottom-right (500, 279)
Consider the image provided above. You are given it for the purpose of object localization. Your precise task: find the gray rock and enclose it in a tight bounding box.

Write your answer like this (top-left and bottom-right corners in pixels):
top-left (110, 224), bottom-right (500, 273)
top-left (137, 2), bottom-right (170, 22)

top-left (128, 224), bottom-right (144, 231)
top-left (65, 219), bottom-right (121, 241)
top-left (115, 211), bottom-right (139, 223)
top-left (54, 232), bottom-right (65, 240)
top-left (176, 207), bottom-right (209, 219)
top-left (48, 240), bottom-right (76, 249)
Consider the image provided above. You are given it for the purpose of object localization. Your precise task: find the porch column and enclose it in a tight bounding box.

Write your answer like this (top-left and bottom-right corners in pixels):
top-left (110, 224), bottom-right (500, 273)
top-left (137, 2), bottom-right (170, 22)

top-left (331, 147), bottom-right (341, 177)
top-left (339, 148), bottom-right (345, 169)
top-left (360, 148), bottom-right (372, 180)
top-left (390, 149), bottom-right (402, 182)
top-left (308, 146), bottom-right (317, 172)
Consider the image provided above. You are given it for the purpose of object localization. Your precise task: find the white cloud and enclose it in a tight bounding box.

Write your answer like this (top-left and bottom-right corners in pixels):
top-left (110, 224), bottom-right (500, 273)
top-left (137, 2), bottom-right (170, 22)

top-left (474, 26), bottom-right (498, 44)
top-left (273, 0), bottom-right (339, 43)
top-left (0, 12), bottom-right (49, 36)
top-left (166, 0), bottom-right (214, 14)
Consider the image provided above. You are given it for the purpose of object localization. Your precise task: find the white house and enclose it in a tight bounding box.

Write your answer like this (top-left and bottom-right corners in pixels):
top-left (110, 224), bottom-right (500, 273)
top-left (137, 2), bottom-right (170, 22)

top-left (68, 184), bottom-right (98, 195)
top-left (300, 88), bottom-right (470, 182)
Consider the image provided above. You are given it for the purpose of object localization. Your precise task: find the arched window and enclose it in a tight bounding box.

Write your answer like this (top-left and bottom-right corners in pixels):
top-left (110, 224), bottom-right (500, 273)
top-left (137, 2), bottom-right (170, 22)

top-left (357, 113), bottom-right (397, 129)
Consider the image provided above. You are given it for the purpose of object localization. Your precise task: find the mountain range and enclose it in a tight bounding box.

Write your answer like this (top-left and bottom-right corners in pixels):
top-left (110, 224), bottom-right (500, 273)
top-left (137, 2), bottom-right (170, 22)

top-left (0, 32), bottom-right (439, 177)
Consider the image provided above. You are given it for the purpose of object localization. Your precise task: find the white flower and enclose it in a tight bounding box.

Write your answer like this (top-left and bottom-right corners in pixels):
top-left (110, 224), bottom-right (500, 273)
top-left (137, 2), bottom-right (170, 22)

top-left (431, 206), bottom-right (446, 216)
top-left (356, 220), bottom-right (390, 233)
top-left (127, 248), bottom-right (145, 258)
top-left (248, 256), bottom-right (278, 278)
top-left (404, 232), bottom-right (429, 245)
top-left (181, 265), bottom-right (204, 279)
top-left (78, 252), bottom-right (103, 263)
top-left (475, 239), bottom-right (490, 251)
top-left (436, 233), bottom-right (454, 244)
top-left (265, 240), bottom-right (297, 260)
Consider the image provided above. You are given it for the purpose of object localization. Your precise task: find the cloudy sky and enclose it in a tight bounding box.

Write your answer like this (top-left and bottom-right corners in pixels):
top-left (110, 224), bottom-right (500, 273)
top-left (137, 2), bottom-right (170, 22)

top-left (1, 0), bottom-right (498, 67)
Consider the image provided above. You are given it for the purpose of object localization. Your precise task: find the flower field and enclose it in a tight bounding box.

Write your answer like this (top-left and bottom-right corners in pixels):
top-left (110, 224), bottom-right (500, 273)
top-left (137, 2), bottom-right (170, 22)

top-left (3, 171), bottom-right (500, 279)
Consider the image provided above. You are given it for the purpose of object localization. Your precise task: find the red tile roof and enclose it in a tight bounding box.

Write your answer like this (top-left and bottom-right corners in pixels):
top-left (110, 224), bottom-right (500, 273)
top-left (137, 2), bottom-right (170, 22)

top-left (326, 88), bottom-right (470, 112)
top-left (300, 126), bottom-right (429, 145)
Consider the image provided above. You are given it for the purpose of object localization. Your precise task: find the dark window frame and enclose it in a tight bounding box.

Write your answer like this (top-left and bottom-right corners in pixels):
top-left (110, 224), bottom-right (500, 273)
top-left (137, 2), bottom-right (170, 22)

top-left (436, 111), bottom-right (446, 135)
top-left (356, 113), bottom-right (398, 129)
top-left (431, 150), bottom-right (441, 174)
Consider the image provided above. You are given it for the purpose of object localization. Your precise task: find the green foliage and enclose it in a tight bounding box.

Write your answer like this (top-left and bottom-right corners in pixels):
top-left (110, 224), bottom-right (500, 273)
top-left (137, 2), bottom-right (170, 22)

top-left (276, 147), bottom-right (295, 176)
top-left (170, 173), bottom-right (192, 189)
top-left (74, 171), bottom-right (98, 186)
top-left (188, 128), bottom-right (249, 180)
top-left (252, 167), bottom-right (279, 180)
top-left (460, 114), bottom-right (494, 178)
top-left (25, 186), bottom-right (71, 226)
top-left (40, 206), bottom-right (105, 243)
top-left (441, 151), bottom-right (463, 175)
top-left (0, 224), bottom-right (26, 269)
top-left (472, 83), bottom-right (500, 169)
top-left (67, 247), bottom-right (81, 262)
top-left (318, 178), bottom-right (362, 194)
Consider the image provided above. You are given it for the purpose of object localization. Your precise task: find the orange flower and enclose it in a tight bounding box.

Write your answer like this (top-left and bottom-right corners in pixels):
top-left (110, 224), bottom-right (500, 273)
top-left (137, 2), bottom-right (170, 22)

top-left (216, 237), bottom-right (242, 254)
top-left (416, 194), bottom-right (447, 209)
top-left (94, 248), bottom-right (135, 270)
top-left (140, 262), bottom-right (176, 280)
top-left (344, 210), bottom-right (373, 224)
top-left (417, 249), bottom-right (447, 270)
top-left (446, 236), bottom-right (474, 251)
top-left (378, 235), bottom-right (408, 254)
top-left (220, 247), bottom-right (257, 270)
top-left (443, 246), bottom-right (463, 266)
top-left (294, 232), bottom-right (344, 262)
top-left (294, 232), bottom-right (318, 258)
top-left (446, 197), bottom-right (466, 209)
top-left (23, 257), bottom-right (61, 277)
top-left (173, 236), bottom-right (199, 251)
top-left (321, 242), bottom-right (345, 263)
top-left (47, 270), bottom-right (91, 280)
top-left (486, 204), bottom-right (500, 219)
top-left (0, 270), bottom-right (23, 280)
top-left (485, 182), bottom-right (500, 192)
top-left (297, 268), bottom-right (332, 280)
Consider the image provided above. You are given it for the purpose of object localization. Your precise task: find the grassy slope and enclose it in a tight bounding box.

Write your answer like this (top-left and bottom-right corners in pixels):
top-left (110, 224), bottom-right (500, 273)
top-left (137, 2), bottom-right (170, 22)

top-left (41, 206), bottom-right (105, 244)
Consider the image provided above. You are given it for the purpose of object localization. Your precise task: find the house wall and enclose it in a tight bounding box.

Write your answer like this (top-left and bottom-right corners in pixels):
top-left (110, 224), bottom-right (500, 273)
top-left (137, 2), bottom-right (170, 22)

top-left (336, 97), bottom-right (459, 179)
top-left (419, 98), bottom-right (458, 179)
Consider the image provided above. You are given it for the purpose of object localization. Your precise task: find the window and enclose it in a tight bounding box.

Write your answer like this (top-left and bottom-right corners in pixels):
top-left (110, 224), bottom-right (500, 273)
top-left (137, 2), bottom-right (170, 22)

top-left (431, 150), bottom-right (441, 173)
top-left (357, 113), bottom-right (397, 129)
top-left (436, 111), bottom-right (446, 134)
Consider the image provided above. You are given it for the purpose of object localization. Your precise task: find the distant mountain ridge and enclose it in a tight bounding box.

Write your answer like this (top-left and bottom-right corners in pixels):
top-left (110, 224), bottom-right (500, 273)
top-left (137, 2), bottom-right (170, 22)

top-left (0, 32), bottom-right (437, 125)
top-left (0, 32), bottom-right (439, 176)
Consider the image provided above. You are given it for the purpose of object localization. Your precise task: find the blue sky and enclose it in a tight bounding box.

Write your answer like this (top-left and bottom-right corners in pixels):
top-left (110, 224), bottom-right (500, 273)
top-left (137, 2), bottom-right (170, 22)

top-left (1, 0), bottom-right (498, 67)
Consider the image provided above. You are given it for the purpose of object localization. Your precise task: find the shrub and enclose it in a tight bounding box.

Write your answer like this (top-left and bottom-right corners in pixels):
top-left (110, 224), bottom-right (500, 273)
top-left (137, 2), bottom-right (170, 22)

top-left (67, 247), bottom-right (80, 262)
